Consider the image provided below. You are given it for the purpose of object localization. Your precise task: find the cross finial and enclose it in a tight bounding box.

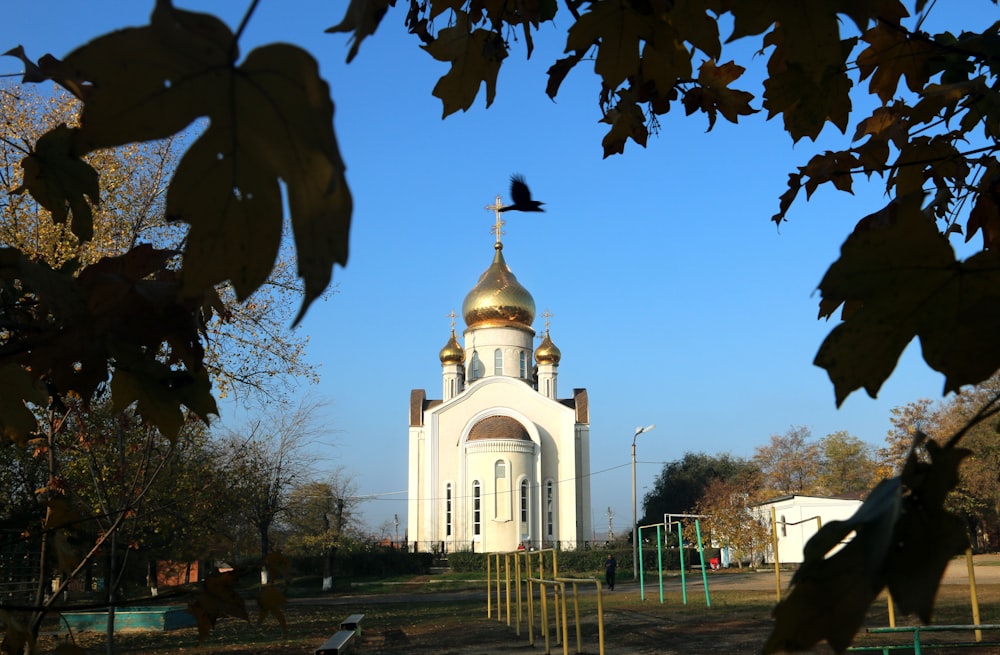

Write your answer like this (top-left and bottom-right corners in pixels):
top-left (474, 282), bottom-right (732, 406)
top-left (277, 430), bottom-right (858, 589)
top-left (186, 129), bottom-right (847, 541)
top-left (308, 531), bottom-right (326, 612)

top-left (542, 309), bottom-right (554, 333)
top-left (485, 194), bottom-right (505, 246)
top-left (447, 309), bottom-right (457, 332)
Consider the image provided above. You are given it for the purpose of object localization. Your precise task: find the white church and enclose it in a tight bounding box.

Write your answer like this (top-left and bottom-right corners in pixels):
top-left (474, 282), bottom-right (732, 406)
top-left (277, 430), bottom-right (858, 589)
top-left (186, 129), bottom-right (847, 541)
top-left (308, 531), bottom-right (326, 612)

top-left (407, 199), bottom-right (592, 554)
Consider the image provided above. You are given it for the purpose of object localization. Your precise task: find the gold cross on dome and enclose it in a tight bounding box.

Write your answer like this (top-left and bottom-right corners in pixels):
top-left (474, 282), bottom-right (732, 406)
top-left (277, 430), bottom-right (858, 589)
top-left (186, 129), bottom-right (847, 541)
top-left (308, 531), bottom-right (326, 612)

top-left (447, 309), bottom-right (457, 332)
top-left (542, 309), bottom-right (554, 332)
top-left (485, 194), bottom-right (505, 245)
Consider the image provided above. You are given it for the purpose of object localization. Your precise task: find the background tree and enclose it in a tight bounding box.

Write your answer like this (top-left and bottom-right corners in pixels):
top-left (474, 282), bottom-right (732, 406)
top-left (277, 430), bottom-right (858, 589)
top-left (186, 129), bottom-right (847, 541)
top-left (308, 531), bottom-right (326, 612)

top-left (815, 431), bottom-right (880, 497)
top-left (281, 471), bottom-right (360, 591)
top-left (879, 399), bottom-right (938, 473)
top-left (215, 399), bottom-right (328, 583)
top-left (753, 426), bottom-right (821, 496)
top-left (694, 477), bottom-right (769, 569)
top-left (642, 452), bottom-right (758, 525)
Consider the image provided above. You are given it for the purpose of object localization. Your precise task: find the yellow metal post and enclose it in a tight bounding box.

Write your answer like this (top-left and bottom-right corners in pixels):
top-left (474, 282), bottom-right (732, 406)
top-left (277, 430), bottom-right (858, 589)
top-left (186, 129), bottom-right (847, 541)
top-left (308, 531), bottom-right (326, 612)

top-left (505, 553), bottom-right (512, 626)
top-left (966, 548), bottom-right (982, 641)
top-left (597, 580), bottom-right (606, 655)
top-left (495, 553), bottom-right (502, 622)
top-left (527, 578), bottom-right (535, 647)
top-left (540, 579), bottom-right (550, 654)
top-left (559, 582), bottom-right (569, 655)
top-left (771, 506), bottom-right (781, 602)
top-left (887, 590), bottom-right (896, 628)
top-left (515, 551), bottom-right (523, 636)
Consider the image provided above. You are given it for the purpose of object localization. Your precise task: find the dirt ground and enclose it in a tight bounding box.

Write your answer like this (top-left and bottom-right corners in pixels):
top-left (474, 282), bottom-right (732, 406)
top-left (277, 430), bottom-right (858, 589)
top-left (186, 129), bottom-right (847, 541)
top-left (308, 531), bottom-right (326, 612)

top-left (340, 555), bottom-right (1000, 655)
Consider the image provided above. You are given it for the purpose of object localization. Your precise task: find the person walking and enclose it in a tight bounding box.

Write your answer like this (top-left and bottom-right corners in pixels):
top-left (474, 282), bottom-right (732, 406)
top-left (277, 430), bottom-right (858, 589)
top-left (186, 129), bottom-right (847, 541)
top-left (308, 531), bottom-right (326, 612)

top-left (604, 554), bottom-right (617, 590)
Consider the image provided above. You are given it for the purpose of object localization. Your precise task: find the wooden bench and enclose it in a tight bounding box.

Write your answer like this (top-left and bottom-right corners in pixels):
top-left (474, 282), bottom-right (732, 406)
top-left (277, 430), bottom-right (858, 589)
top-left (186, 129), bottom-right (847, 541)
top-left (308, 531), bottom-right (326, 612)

top-left (315, 614), bottom-right (366, 655)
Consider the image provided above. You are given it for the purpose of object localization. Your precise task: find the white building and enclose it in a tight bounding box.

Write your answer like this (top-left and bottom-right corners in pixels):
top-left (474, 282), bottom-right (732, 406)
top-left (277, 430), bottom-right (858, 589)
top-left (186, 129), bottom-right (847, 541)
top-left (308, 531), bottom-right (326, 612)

top-left (756, 494), bottom-right (864, 565)
top-left (407, 205), bottom-right (591, 554)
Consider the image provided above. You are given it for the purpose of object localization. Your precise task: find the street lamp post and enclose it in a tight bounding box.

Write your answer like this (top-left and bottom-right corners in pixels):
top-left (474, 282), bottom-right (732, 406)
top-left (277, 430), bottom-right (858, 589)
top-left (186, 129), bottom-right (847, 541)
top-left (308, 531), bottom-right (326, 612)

top-left (631, 424), bottom-right (656, 580)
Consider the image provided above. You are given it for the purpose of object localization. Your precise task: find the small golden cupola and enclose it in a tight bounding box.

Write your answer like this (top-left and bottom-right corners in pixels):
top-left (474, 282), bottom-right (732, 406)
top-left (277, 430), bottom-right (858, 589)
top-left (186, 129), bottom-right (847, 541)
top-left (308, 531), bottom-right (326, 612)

top-left (439, 329), bottom-right (465, 364)
top-left (535, 329), bottom-right (561, 365)
top-left (462, 242), bottom-right (536, 330)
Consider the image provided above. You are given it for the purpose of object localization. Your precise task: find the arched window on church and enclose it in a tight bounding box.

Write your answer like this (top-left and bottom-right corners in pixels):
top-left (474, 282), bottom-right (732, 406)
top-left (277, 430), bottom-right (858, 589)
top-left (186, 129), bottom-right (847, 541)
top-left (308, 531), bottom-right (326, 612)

top-left (472, 481), bottom-right (481, 536)
top-left (494, 348), bottom-right (503, 375)
top-left (520, 479), bottom-right (529, 527)
top-left (494, 460), bottom-right (510, 520)
top-left (519, 351), bottom-right (526, 378)
top-left (445, 483), bottom-right (453, 537)
top-left (545, 481), bottom-right (554, 540)
top-left (470, 352), bottom-right (484, 381)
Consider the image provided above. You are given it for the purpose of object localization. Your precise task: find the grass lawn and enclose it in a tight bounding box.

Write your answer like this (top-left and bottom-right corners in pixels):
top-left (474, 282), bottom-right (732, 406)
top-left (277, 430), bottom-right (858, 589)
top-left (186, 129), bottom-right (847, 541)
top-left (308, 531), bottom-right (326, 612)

top-left (33, 575), bottom-right (1000, 655)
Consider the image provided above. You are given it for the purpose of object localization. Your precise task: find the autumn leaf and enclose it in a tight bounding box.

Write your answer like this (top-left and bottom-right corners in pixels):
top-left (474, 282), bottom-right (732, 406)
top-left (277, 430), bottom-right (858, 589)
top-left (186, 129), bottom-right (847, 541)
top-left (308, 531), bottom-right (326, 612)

top-left (0, 245), bottom-right (217, 440)
top-left (326, 0), bottom-right (396, 63)
top-left (187, 569), bottom-right (250, 641)
top-left (564, 0), bottom-right (649, 92)
top-left (682, 60), bottom-right (755, 130)
top-left (0, 364), bottom-right (47, 446)
top-left (600, 92), bottom-right (648, 157)
top-left (265, 551), bottom-right (291, 581)
top-left (422, 13), bottom-right (508, 117)
top-left (885, 439), bottom-right (970, 621)
top-left (857, 21), bottom-right (934, 104)
top-left (257, 585), bottom-right (288, 634)
top-left (53, 641), bottom-right (88, 655)
top-left (0, 611), bottom-right (35, 655)
top-left (815, 198), bottom-right (1000, 405)
top-left (13, 124), bottom-right (100, 242)
top-left (58, 1), bottom-right (351, 325)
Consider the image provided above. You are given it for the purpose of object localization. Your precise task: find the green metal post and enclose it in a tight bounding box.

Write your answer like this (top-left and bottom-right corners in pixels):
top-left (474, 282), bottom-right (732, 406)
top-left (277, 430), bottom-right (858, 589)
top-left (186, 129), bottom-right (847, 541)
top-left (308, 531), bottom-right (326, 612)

top-left (695, 519), bottom-right (711, 607)
top-left (656, 524), bottom-right (664, 604)
top-left (638, 525), bottom-right (646, 601)
top-left (677, 522), bottom-right (687, 605)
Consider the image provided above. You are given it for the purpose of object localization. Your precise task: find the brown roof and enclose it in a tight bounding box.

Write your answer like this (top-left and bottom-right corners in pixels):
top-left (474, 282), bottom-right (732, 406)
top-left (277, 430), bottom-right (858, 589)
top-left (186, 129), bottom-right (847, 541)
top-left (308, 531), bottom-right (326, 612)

top-left (468, 415), bottom-right (531, 441)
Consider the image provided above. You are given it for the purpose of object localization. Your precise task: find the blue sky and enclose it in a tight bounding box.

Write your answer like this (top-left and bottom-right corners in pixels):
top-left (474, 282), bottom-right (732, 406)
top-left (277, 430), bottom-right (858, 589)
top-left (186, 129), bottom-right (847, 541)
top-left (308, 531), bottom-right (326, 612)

top-left (6, 2), bottom-right (996, 537)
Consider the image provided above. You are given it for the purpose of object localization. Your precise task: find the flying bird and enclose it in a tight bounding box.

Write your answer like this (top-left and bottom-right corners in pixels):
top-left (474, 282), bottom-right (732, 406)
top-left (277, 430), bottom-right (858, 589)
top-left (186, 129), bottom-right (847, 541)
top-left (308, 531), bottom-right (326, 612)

top-left (500, 174), bottom-right (545, 213)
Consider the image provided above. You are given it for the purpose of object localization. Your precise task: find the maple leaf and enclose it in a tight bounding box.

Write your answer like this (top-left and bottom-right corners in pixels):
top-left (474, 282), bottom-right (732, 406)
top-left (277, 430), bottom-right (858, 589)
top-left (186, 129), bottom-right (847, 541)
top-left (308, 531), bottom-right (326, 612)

top-left (682, 60), bottom-right (755, 130)
top-left (800, 151), bottom-right (860, 197)
top-left (885, 438), bottom-right (970, 622)
top-left (57, 1), bottom-right (351, 325)
top-left (13, 125), bottom-right (100, 242)
top-left (3, 45), bottom-right (46, 83)
top-left (0, 611), bottom-right (35, 655)
top-left (857, 21), bottom-right (934, 104)
top-left (257, 585), bottom-right (288, 634)
top-left (815, 197), bottom-right (1000, 405)
top-left (422, 13), bottom-right (508, 117)
top-left (766, 432), bottom-right (969, 652)
top-left (852, 104), bottom-right (908, 174)
top-left (564, 0), bottom-right (650, 92)
top-left (326, 0), bottom-right (396, 63)
top-left (546, 52), bottom-right (585, 100)
top-left (967, 166), bottom-right (1000, 249)
top-left (600, 92), bottom-right (648, 157)
top-left (0, 364), bottom-right (47, 446)
top-left (187, 569), bottom-right (250, 641)
top-left (638, 39), bottom-right (691, 104)
top-left (728, 0), bottom-right (907, 141)
top-left (0, 245), bottom-right (217, 440)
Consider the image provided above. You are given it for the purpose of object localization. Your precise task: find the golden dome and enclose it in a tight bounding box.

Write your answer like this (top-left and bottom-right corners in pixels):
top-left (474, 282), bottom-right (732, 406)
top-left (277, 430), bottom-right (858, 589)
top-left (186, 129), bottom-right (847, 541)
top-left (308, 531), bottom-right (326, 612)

top-left (462, 244), bottom-right (535, 330)
top-left (439, 330), bottom-right (465, 364)
top-left (535, 330), bottom-right (561, 364)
